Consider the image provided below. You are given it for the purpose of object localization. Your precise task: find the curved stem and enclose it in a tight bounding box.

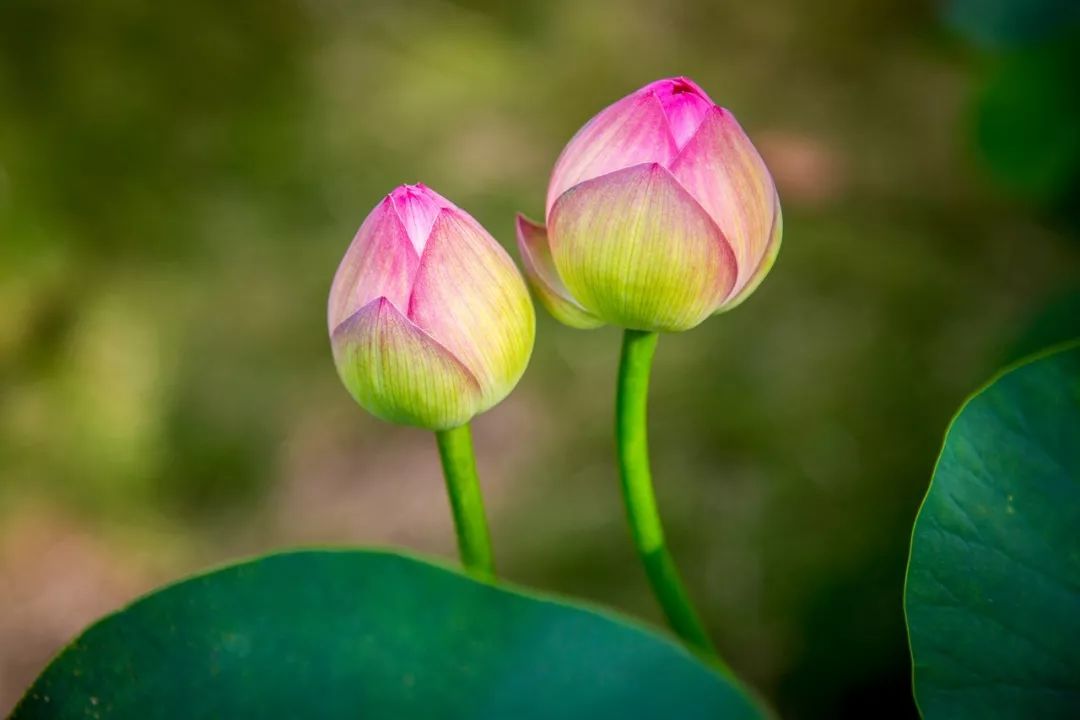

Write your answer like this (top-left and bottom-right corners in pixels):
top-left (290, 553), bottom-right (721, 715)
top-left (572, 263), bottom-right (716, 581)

top-left (435, 424), bottom-right (495, 580)
top-left (616, 329), bottom-right (732, 676)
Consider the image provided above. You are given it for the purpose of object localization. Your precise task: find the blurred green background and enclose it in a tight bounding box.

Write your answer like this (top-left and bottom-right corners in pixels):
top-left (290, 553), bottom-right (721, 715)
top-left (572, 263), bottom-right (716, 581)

top-left (2, 0), bottom-right (1079, 717)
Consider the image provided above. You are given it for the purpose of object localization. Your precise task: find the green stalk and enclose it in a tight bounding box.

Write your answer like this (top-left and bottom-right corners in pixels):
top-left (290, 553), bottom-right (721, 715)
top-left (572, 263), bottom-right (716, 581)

top-left (616, 329), bottom-right (732, 676)
top-left (435, 424), bottom-right (495, 580)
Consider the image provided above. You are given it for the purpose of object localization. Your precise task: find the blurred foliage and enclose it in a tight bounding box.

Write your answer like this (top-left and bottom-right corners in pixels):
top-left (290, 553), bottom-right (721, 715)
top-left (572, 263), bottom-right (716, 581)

top-left (1004, 288), bottom-right (1080, 364)
top-left (1, 0), bottom-right (1078, 718)
top-left (972, 36), bottom-right (1080, 205)
top-left (944, 0), bottom-right (1080, 48)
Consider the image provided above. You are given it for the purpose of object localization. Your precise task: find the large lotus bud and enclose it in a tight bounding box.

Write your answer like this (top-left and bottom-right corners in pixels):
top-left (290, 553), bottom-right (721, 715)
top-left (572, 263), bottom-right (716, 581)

top-left (329, 184), bottom-right (535, 430)
top-left (517, 77), bottom-right (782, 332)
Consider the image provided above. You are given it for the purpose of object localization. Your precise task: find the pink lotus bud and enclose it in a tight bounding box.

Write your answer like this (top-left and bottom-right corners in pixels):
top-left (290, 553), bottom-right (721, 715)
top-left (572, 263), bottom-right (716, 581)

top-left (517, 77), bottom-right (782, 332)
top-left (329, 184), bottom-right (535, 430)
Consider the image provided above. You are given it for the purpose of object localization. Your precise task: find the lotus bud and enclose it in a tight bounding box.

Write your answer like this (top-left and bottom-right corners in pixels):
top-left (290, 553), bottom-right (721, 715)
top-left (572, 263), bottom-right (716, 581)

top-left (517, 77), bottom-right (782, 332)
top-left (329, 184), bottom-right (535, 430)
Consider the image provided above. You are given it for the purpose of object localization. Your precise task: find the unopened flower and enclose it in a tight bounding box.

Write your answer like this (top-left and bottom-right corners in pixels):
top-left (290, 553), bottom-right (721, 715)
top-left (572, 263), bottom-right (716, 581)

top-left (518, 77), bottom-right (782, 332)
top-left (329, 184), bottom-right (534, 430)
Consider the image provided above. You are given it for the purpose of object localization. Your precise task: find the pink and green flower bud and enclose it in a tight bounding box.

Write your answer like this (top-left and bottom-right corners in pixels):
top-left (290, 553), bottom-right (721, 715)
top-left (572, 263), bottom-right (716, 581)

top-left (517, 77), bottom-right (782, 332)
top-left (329, 184), bottom-right (535, 430)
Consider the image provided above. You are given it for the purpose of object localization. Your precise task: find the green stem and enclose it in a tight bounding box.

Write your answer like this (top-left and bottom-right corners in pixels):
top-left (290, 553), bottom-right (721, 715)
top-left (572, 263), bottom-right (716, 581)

top-left (435, 424), bottom-right (495, 580)
top-left (616, 329), bottom-right (732, 676)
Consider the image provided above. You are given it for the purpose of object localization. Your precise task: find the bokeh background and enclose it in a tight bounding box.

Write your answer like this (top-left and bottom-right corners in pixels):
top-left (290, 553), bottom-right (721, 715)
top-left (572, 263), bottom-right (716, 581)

top-left (2, 0), bottom-right (1079, 716)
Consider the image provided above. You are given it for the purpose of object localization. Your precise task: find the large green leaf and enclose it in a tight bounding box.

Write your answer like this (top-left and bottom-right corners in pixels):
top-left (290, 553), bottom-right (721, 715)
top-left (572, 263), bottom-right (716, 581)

top-left (905, 343), bottom-right (1080, 718)
top-left (14, 549), bottom-right (764, 719)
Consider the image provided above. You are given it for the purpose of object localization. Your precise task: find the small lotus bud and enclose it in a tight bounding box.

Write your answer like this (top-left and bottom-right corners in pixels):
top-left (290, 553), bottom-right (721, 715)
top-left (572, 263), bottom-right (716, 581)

top-left (329, 184), bottom-right (535, 430)
top-left (518, 77), bottom-right (782, 332)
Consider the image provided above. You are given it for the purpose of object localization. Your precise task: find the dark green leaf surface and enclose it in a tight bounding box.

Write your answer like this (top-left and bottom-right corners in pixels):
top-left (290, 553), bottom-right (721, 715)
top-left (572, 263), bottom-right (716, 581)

top-left (14, 549), bottom-right (763, 719)
top-left (905, 343), bottom-right (1080, 718)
